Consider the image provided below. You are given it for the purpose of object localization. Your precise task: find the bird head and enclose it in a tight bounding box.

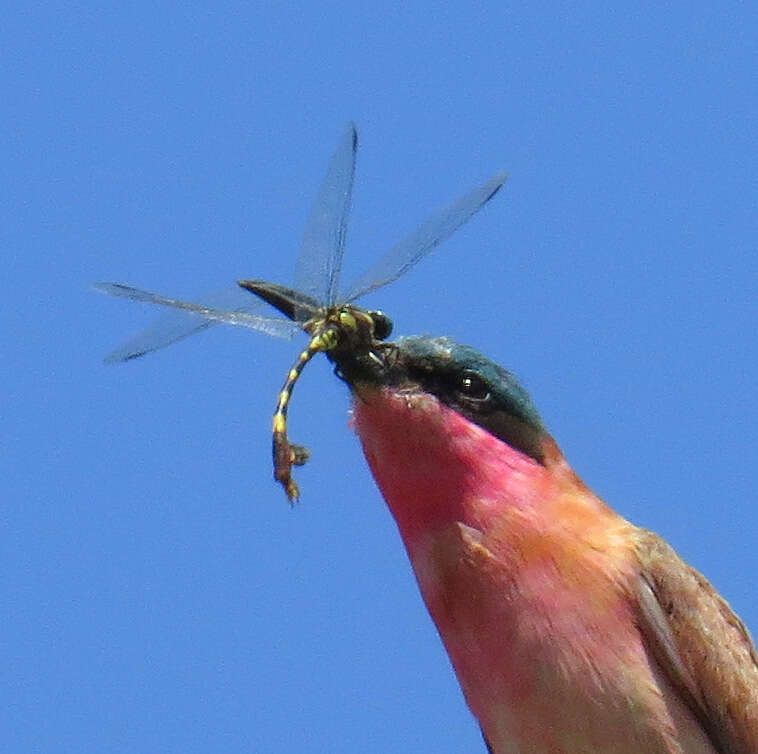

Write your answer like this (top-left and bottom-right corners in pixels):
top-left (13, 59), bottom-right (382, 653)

top-left (335, 334), bottom-right (546, 463)
top-left (330, 335), bottom-right (567, 546)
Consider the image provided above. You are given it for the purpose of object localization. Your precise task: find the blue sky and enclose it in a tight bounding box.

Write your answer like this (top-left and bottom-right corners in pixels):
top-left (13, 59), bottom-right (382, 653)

top-left (4, 3), bottom-right (757, 752)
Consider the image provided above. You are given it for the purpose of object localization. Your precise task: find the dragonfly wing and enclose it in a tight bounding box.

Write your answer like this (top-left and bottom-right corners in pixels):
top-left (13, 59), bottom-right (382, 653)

top-left (294, 123), bottom-right (358, 311)
top-left (343, 171), bottom-right (507, 302)
top-left (95, 283), bottom-right (299, 363)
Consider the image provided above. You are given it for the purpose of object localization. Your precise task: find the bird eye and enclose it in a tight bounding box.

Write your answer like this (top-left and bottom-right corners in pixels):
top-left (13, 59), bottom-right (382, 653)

top-left (370, 311), bottom-right (393, 340)
top-left (457, 370), bottom-right (490, 401)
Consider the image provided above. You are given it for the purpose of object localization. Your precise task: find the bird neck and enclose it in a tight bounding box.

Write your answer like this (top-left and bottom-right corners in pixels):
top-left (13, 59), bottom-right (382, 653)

top-left (352, 385), bottom-right (611, 552)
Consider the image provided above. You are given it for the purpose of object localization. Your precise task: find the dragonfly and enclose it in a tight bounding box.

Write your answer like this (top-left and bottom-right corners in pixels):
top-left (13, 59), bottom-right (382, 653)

top-left (96, 123), bottom-right (507, 501)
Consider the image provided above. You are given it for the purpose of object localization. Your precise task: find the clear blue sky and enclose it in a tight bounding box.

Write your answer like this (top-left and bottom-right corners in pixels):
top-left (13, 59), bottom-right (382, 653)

top-left (4, 3), bottom-right (757, 752)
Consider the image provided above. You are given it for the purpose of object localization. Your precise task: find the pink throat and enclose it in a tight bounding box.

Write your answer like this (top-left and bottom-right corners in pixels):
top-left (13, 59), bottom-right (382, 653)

top-left (352, 386), bottom-right (557, 549)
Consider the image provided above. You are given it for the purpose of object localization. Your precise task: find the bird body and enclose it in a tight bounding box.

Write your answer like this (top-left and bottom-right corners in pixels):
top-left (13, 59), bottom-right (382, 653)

top-left (344, 336), bottom-right (758, 754)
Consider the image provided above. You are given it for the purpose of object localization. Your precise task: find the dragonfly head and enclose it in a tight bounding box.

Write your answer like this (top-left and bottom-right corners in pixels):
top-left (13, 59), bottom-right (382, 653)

top-left (367, 310), bottom-right (392, 340)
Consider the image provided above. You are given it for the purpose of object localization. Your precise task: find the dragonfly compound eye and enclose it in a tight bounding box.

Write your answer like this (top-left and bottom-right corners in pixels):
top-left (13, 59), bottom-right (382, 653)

top-left (370, 311), bottom-right (393, 340)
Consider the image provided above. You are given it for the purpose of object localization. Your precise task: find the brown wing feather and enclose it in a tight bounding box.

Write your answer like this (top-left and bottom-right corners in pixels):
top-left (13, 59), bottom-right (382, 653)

top-left (634, 528), bottom-right (758, 754)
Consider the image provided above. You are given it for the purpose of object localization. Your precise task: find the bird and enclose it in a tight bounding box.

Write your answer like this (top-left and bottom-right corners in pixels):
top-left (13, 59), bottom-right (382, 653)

top-left (94, 121), bottom-right (757, 749)
top-left (331, 333), bottom-right (758, 754)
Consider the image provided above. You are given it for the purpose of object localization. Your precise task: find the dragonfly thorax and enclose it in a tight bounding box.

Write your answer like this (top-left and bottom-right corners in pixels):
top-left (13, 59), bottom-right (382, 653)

top-left (303, 305), bottom-right (393, 356)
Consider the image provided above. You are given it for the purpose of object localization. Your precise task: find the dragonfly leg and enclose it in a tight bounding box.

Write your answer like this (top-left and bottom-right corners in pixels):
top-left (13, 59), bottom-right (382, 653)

top-left (290, 444), bottom-right (310, 466)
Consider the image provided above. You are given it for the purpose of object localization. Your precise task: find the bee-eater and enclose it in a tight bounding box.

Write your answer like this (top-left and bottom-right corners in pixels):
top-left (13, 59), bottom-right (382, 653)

top-left (334, 335), bottom-right (758, 754)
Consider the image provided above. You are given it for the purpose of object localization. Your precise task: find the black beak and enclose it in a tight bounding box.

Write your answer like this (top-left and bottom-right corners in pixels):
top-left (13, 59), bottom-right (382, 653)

top-left (237, 280), bottom-right (322, 322)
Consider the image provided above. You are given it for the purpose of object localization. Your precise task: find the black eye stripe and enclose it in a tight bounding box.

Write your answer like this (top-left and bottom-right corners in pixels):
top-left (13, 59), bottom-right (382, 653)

top-left (409, 365), bottom-right (492, 402)
top-left (402, 364), bottom-right (544, 464)
top-left (378, 337), bottom-right (546, 464)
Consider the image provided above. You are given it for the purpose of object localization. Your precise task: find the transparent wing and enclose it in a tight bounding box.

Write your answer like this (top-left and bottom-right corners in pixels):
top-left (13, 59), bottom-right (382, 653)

top-left (294, 122), bottom-right (358, 309)
top-left (344, 171), bottom-right (508, 302)
top-left (95, 282), bottom-right (299, 363)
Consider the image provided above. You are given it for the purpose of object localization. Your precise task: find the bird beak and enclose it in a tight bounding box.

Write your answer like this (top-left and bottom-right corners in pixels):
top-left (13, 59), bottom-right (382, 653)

top-left (328, 334), bottom-right (399, 391)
